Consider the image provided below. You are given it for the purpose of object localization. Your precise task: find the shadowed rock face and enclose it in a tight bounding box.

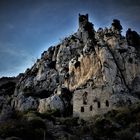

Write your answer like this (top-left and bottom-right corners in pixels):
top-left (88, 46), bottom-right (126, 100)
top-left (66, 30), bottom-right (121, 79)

top-left (126, 28), bottom-right (140, 48)
top-left (1, 14), bottom-right (140, 117)
top-left (0, 77), bottom-right (18, 111)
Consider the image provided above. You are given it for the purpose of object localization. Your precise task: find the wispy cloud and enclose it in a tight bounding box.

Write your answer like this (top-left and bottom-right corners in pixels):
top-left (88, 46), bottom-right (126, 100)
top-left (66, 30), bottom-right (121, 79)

top-left (0, 42), bottom-right (33, 77)
top-left (0, 0), bottom-right (140, 77)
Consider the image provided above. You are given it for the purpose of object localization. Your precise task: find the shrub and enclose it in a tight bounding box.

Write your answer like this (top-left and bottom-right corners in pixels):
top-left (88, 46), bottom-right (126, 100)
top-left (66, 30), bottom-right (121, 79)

top-left (104, 109), bottom-right (119, 119)
top-left (0, 109), bottom-right (47, 140)
top-left (10, 110), bottom-right (24, 120)
top-left (23, 86), bottom-right (35, 97)
top-left (60, 117), bottom-right (79, 127)
top-left (115, 128), bottom-right (134, 140)
top-left (114, 108), bottom-right (132, 126)
top-left (0, 118), bottom-right (46, 140)
top-left (40, 109), bottom-right (61, 118)
top-left (112, 19), bottom-right (123, 31)
top-left (0, 82), bottom-right (16, 96)
top-left (28, 118), bottom-right (46, 129)
top-left (126, 28), bottom-right (140, 47)
top-left (0, 120), bottom-right (17, 138)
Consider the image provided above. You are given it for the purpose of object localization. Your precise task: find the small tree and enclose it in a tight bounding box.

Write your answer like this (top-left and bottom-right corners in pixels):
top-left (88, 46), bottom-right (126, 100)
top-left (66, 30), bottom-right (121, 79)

top-left (126, 28), bottom-right (140, 47)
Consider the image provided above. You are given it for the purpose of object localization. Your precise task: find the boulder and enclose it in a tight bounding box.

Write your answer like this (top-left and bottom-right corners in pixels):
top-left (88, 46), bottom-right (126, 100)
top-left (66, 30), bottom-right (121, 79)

top-left (38, 94), bottom-right (64, 113)
top-left (11, 95), bottom-right (38, 111)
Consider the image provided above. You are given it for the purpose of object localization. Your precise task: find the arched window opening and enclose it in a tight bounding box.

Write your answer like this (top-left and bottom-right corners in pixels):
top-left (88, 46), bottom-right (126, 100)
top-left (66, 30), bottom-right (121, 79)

top-left (83, 92), bottom-right (88, 105)
top-left (90, 105), bottom-right (93, 111)
top-left (97, 101), bottom-right (101, 108)
top-left (81, 106), bottom-right (84, 112)
top-left (106, 100), bottom-right (109, 107)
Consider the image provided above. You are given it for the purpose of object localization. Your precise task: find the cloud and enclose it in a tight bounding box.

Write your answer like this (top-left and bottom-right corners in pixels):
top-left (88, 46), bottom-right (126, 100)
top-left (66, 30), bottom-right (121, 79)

top-left (0, 42), bottom-right (33, 77)
top-left (0, 0), bottom-right (140, 77)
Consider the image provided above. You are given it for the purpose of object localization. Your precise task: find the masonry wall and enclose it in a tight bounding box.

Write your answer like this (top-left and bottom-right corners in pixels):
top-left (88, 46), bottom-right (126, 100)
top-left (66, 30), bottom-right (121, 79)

top-left (73, 87), bottom-right (112, 118)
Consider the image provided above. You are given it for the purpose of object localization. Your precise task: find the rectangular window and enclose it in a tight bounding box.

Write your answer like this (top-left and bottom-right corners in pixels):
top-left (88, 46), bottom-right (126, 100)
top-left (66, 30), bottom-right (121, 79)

top-left (97, 102), bottom-right (100, 108)
top-left (106, 100), bottom-right (109, 107)
top-left (90, 105), bottom-right (92, 111)
top-left (81, 106), bottom-right (84, 112)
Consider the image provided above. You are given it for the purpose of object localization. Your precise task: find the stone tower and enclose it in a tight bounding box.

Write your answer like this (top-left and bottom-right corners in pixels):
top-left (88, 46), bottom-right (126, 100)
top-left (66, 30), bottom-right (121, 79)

top-left (79, 14), bottom-right (89, 29)
top-left (77, 14), bottom-right (94, 43)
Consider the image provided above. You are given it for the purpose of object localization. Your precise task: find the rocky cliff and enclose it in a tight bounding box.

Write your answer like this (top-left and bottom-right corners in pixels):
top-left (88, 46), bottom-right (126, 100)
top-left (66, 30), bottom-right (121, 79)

top-left (1, 14), bottom-right (140, 117)
top-left (1, 14), bottom-right (140, 140)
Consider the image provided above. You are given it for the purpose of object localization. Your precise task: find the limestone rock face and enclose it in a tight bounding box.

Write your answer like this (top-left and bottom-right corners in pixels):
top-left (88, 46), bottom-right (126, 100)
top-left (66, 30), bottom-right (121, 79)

top-left (6, 14), bottom-right (140, 116)
top-left (110, 94), bottom-right (139, 107)
top-left (38, 94), bottom-right (64, 113)
top-left (11, 94), bottom-right (38, 111)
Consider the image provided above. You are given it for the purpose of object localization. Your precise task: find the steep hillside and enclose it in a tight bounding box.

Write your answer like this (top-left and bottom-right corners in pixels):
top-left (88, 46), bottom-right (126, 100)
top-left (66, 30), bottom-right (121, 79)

top-left (0, 13), bottom-right (140, 140)
top-left (8, 14), bottom-right (140, 116)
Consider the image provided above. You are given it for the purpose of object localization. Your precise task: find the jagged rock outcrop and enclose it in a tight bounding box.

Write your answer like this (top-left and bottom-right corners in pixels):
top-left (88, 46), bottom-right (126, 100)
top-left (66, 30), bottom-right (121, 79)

top-left (11, 94), bottom-right (38, 111)
top-left (2, 14), bottom-right (139, 117)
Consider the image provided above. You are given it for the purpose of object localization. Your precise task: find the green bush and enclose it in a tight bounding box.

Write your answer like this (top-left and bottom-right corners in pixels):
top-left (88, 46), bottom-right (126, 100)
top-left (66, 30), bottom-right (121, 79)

top-left (39, 109), bottom-right (61, 119)
top-left (91, 104), bottom-right (140, 139)
top-left (104, 109), bottom-right (119, 119)
top-left (60, 117), bottom-right (79, 127)
top-left (93, 117), bottom-right (117, 138)
top-left (0, 116), bottom-right (46, 140)
top-left (28, 118), bottom-right (46, 129)
top-left (114, 109), bottom-right (131, 126)
top-left (115, 128), bottom-right (134, 140)
top-left (130, 102), bottom-right (140, 114)
top-left (0, 120), bottom-right (17, 138)
top-left (10, 110), bottom-right (24, 120)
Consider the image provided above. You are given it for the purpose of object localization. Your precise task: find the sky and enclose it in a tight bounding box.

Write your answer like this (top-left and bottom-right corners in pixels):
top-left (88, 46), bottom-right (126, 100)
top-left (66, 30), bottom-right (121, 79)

top-left (0, 0), bottom-right (140, 77)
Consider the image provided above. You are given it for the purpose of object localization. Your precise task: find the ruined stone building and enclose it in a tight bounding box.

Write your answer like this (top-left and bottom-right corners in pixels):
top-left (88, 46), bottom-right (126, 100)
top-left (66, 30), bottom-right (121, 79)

top-left (73, 87), bottom-right (111, 118)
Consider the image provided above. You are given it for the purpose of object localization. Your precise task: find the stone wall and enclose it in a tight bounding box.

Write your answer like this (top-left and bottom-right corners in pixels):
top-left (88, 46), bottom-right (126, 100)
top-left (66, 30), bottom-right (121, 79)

top-left (73, 87), bottom-right (112, 118)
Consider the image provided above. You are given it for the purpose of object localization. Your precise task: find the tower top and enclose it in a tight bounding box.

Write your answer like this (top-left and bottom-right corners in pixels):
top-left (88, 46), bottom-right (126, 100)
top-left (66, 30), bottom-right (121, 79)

top-left (79, 14), bottom-right (89, 28)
